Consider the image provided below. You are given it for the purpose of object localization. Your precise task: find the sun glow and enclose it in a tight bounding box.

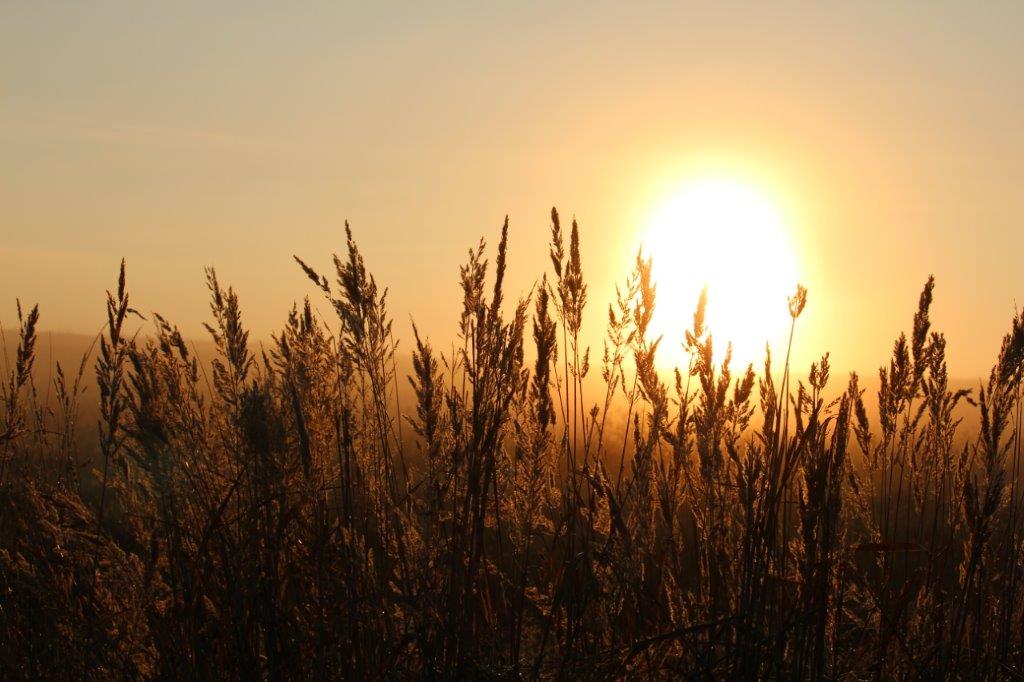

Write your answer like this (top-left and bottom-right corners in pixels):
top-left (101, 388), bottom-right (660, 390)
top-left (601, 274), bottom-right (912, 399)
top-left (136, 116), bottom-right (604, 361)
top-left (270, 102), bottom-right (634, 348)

top-left (641, 177), bottom-right (800, 371)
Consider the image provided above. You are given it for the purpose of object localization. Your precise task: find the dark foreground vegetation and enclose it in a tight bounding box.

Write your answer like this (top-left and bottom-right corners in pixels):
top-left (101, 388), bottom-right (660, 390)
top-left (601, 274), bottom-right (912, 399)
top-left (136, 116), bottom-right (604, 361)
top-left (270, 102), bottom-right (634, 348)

top-left (2, 210), bottom-right (1024, 679)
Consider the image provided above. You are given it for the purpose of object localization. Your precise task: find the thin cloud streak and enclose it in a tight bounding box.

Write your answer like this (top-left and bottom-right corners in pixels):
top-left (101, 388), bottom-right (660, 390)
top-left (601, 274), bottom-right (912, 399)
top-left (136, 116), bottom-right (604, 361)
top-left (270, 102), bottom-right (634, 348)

top-left (0, 112), bottom-right (318, 154)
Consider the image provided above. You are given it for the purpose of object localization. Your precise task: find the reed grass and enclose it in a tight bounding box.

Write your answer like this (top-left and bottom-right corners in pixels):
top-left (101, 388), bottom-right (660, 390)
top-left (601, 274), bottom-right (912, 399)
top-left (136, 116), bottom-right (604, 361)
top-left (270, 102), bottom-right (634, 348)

top-left (1, 211), bottom-right (1023, 679)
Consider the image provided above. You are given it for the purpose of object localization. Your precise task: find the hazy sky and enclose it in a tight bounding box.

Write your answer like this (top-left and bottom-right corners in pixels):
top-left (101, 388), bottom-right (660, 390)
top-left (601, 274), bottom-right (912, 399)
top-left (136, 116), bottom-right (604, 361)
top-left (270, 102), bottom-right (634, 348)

top-left (2, 2), bottom-right (1022, 377)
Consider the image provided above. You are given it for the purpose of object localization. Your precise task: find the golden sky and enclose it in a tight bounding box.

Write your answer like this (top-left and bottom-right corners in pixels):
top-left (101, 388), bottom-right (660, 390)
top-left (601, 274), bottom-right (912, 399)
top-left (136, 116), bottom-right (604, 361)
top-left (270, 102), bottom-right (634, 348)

top-left (2, 3), bottom-right (1023, 377)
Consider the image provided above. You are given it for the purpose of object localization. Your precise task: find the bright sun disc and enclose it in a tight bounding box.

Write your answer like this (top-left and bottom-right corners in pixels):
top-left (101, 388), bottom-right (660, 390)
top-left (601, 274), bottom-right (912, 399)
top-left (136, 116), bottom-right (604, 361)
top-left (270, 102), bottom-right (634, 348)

top-left (642, 177), bottom-right (800, 371)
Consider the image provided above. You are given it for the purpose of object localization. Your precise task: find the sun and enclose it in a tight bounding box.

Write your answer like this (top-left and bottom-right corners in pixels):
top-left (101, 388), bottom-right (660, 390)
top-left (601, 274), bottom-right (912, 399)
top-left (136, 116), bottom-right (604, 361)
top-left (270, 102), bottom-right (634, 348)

top-left (641, 176), bottom-right (801, 371)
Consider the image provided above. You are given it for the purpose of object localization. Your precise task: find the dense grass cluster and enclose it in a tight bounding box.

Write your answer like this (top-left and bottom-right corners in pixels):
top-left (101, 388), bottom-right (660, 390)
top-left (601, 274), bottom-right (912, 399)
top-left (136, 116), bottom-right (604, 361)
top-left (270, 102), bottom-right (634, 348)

top-left (2, 210), bottom-right (1024, 679)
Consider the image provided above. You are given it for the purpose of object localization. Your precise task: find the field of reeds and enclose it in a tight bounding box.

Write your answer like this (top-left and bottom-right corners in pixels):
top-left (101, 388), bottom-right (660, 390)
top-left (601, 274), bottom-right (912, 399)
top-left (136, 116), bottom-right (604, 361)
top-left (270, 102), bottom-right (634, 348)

top-left (2, 210), bottom-right (1023, 679)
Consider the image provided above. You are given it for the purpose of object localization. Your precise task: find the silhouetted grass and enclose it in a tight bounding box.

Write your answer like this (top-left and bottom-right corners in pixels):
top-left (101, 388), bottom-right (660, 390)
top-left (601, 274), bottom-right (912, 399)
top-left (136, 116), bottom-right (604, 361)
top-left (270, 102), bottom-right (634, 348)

top-left (1, 211), bottom-right (1023, 679)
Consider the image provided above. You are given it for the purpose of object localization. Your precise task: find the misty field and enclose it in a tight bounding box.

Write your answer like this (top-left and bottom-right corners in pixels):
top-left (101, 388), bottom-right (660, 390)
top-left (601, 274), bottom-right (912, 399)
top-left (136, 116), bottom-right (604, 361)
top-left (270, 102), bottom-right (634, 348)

top-left (2, 211), bottom-right (1023, 679)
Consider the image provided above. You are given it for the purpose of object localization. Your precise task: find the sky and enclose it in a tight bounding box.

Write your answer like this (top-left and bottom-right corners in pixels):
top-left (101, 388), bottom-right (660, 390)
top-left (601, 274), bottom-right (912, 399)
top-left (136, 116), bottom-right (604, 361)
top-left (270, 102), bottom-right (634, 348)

top-left (2, 2), bottom-right (1023, 378)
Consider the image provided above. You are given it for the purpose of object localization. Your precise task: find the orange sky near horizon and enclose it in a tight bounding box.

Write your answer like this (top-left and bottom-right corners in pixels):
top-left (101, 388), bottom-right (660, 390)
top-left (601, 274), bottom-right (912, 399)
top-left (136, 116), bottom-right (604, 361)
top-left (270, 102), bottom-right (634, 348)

top-left (2, 3), bottom-right (1023, 379)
